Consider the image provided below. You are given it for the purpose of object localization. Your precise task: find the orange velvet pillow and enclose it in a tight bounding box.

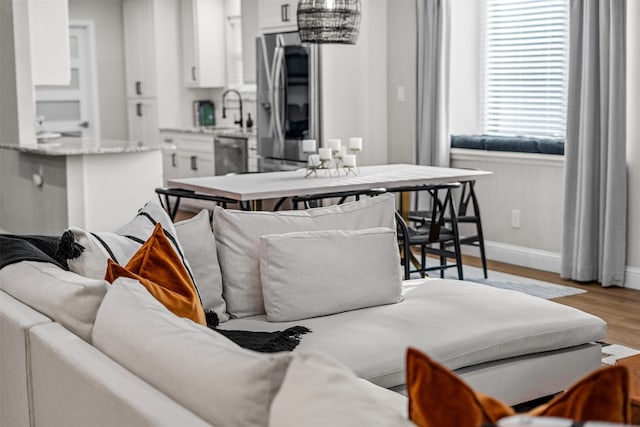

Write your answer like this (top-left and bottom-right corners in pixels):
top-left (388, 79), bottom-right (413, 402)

top-left (105, 223), bottom-right (206, 325)
top-left (406, 347), bottom-right (631, 427)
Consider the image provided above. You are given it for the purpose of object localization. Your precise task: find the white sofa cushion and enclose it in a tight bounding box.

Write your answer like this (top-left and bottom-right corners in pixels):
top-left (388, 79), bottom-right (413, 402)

top-left (213, 193), bottom-right (397, 318)
top-left (66, 200), bottom-right (179, 279)
top-left (220, 279), bottom-right (607, 389)
top-left (92, 278), bottom-right (291, 427)
top-left (259, 228), bottom-right (402, 321)
top-left (64, 200), bottom-right (212, 312)
top-left (0, 261), bottom-right (107, 342)
top-left (270, 352), bottom-right (413, 427)
top-left (175, 209), bottom-right (227, 322)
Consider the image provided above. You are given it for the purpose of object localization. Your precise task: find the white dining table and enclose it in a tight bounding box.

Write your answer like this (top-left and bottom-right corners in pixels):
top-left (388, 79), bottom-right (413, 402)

top-left (167, 163), bottom-right (491, 203)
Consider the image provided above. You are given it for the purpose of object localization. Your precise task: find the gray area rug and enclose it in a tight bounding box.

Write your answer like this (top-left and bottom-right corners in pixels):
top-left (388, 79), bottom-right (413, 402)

top-left (438, 265), bottom-right (587, 300)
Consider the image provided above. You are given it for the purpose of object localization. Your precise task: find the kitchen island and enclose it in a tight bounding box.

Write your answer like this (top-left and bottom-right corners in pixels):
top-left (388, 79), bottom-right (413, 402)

top-left (0, 137), bottom-right (162, 234)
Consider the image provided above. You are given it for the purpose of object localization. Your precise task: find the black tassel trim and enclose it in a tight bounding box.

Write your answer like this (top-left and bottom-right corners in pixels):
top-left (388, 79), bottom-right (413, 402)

top-left (56, 230), bottom-right (84, 260)
top-left (211, 326), bottom-right (311, 353)
top-left (205, 310), bottom-right (220, 328)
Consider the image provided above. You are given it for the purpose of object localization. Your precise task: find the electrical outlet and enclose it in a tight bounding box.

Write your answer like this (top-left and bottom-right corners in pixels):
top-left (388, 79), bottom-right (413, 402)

top-left (396, 85), bottom-right (406, 102)
top-left (511, 209), bottom-right (521, 229)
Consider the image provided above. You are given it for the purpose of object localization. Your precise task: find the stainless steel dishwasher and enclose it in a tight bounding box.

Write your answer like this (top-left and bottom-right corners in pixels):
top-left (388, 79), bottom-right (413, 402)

top-left (214, 136), bottom-right (248, 175)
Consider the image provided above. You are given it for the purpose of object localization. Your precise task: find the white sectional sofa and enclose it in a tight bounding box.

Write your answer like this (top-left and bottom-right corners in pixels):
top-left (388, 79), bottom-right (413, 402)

top-left (0, 195), bottom-right (607, 426)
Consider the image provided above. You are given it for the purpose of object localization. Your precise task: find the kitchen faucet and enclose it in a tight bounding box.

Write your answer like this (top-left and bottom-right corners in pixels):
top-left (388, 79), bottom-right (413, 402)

top-left (222, 89), bottom-right (243, 128)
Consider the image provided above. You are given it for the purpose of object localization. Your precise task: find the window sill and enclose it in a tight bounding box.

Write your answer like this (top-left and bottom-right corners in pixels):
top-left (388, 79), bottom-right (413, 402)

top-left (451, 148), bottom-right (564, 167)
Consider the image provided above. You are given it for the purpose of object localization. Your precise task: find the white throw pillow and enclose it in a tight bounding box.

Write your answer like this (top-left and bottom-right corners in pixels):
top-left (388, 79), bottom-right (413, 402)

top-left (213, 193), bottom-right (397, 318)
top-left (260, 228), bottom-right (403, 322)
top-left (64, 200), bottom-right (206, 308)
top-left (92, 278), bottom-right (291, 427)
top-left (175, 210), bottom-right (228, 322)
top-left (0, 261), bottom-right (107, 342)
top-left (269, 351), bottom-right (413, 427)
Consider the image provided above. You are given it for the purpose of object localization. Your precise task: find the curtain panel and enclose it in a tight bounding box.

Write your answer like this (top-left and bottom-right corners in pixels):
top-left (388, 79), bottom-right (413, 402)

top-left (416, 0), bottom-right (450, 167)
top-left (561, 0), bottom-right (627, 287)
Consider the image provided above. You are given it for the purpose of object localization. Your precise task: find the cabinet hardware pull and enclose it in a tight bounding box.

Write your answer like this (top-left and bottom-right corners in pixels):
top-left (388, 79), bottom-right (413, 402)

top-left (190, 155), bottom-right (198, 171)
top-left (192, 66), bottom-right (197, 81)
top-left (135, 81), bottom-right (142, 95)
top-left (136, 103), bottom-right (143, 117)
top-left (171, 152), bottom-right (177, 167)
top-left (164, 138), bottom-right (173, 143)
top-left (281, 4), bottom-right (290, 22)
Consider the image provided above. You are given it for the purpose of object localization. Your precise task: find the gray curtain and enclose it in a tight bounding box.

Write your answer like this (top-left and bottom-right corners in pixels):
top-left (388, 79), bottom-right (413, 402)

top-left (561, 0), bottom-right (627, 287)
top-left (416, 0), bottom-right (450, 167)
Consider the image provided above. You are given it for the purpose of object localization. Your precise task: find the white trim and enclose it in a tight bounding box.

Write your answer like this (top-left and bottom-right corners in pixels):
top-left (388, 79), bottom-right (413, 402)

top-left (623, 267), bottom-right (640, 291)
top-left (464, 240), bottom-right (640, 290)
top-left (450, 147), bottom-right (565, 167)
top-left (462, 240), bottom-right (562, 273)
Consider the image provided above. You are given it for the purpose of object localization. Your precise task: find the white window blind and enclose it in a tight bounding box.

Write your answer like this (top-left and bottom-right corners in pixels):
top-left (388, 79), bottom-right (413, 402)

top-left (484, 0), bottom-right (569, 138)
top-left (226, 15), bottom-right (243, 86)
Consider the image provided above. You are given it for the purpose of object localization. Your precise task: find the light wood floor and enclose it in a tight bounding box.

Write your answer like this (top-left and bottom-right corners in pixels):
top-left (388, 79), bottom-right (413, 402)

top-left (462, 255), bottom-right (640, 349)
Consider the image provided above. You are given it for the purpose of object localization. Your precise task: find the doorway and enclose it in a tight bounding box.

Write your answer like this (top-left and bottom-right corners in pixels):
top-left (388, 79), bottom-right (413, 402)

top-left (34, 21), bottom-right (100, 138)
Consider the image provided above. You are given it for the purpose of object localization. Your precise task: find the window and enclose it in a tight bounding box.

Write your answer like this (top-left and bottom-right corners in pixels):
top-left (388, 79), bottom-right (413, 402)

top-left (483, 0), bottom-right (569, 138)
top-left (226, 15), bottom-right (244, 87)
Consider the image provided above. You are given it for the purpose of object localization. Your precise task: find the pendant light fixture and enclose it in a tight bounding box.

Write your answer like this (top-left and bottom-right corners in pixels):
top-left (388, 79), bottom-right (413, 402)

top-left (297, 0), bottom-right (361, 44)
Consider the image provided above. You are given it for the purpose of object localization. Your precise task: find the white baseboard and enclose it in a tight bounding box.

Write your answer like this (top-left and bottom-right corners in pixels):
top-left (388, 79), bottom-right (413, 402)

top-left (461, 240), bottom-right (562, 274)
top-left (462, 240), bottom-right (640, 291)
top-left (623, 266), bottom-right (640, 291)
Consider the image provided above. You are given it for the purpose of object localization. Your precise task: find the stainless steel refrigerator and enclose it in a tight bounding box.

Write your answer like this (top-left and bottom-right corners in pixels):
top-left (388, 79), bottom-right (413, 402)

top-left (256, 32), bottom-right (320, 172)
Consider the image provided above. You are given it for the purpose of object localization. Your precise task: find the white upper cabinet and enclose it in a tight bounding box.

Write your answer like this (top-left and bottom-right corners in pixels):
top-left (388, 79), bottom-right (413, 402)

top-left (259, 0), bottom-right (298, 34)
top-left (123, 0), bottom-right (157, 98)
top-left (182, 0), bottom-right (226, 88)
top-left (29, 0), bottom-right (70, 85)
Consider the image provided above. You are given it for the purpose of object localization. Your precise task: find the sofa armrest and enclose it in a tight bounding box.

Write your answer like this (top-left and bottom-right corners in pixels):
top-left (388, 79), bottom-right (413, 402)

top-left (0, 290), bottom-right (51, 427)
top-left (29, 323), bottom-right (212, 427)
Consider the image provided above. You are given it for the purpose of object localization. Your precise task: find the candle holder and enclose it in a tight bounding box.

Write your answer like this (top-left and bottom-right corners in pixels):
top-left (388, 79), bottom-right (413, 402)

top-left (303, 140), bottom-right (360, 178)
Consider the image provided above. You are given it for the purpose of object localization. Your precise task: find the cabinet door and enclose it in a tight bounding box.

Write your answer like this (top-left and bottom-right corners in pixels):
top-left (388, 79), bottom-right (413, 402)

top-left (123, 0), bottom-right (156, 98)
top-left (182, 0), bottom-right (226, 88)
top-left (127, 99), bottom-right (159, 146)
top-left (162, 149), bottom-right (180, 185)
top-left (259, 0), bottom-right (298, 34)
top-left (176, 134), bottom-right (215, 177)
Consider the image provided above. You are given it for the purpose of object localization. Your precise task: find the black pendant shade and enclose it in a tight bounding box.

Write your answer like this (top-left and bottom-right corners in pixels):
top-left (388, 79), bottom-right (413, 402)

top-left (297, 0), bottom-right (361, 44)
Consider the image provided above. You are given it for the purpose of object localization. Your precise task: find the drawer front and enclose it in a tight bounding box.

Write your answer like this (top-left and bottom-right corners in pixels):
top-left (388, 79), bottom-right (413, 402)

top-left (177, 135), bottom-right (214, 154)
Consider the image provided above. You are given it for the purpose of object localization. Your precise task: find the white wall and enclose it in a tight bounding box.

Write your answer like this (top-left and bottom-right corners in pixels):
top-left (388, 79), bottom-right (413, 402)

top-left (626, 0), bottom-right (640, 270)
top-left (69, 0), bottom-right (128, 140)
top-left (386, 0), bottom-right (416, 164)
top-left (321, 0), bottom-right (388, 166)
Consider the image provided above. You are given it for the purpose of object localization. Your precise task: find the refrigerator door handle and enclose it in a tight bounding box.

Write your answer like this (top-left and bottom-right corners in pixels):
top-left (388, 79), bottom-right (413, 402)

top-left (259, 35), bottom-right (275, 141)
top-left (272, 46), bottom-right (285, 156)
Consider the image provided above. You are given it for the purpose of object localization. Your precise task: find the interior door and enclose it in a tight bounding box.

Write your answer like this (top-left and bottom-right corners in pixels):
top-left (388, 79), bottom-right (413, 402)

top-left (34, 22), bottom-right (100, 138)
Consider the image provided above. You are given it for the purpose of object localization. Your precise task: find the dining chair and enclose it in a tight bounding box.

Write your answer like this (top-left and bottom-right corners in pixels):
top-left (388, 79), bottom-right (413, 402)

top-left (408, 179), bottom-right (487, 279)
top-left (395, 183), bottom-right (464, 280)
top-left (290, 188), bottom-right (388, 209)
top-left (155, 188), bottom-right (237, 222)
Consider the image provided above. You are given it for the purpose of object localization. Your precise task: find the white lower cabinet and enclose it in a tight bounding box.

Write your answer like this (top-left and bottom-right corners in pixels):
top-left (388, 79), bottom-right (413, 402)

top-left (160, 131), bottom-right (215, 188)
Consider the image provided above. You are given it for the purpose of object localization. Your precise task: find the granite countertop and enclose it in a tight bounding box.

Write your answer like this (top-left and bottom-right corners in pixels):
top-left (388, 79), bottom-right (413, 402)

top-left (160, 127), bottom-right (257, 139)
top-left (0, 137), bottom-right (160, 156)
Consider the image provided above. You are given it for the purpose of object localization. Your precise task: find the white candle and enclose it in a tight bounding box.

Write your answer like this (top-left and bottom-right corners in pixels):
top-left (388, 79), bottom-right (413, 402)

top-left (328, 138), bottom-right (341, 152)
top-left (318, 147), bottom-right (332, 160)
top-left (343, 154), bottom-right (356, 167)
top-left (302, 139), bottom-right (316, 153)
top-left (349, 137), bottom-right (363, 151)
top-left (338, 146), bottom-right (347, 158)
top-left (308, 154), bottom-right (321, 167)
